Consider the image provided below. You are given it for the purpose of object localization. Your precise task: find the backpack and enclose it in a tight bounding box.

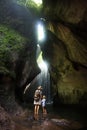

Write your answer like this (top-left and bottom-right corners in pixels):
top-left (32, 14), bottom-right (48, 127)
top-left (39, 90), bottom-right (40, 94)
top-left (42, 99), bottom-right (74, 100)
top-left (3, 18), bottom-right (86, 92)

top-left (34, 90), bottom-right (40, 102)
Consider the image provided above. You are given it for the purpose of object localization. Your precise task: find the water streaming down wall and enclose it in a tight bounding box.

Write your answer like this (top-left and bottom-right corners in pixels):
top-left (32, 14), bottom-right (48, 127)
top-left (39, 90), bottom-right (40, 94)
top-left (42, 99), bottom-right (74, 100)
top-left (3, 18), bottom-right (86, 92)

top-left (42, 71), bottom-right (52, 104)
top-left (36, 45), bottom-right (52, 104)
top-left (37, 69), bottom-right (52, 104)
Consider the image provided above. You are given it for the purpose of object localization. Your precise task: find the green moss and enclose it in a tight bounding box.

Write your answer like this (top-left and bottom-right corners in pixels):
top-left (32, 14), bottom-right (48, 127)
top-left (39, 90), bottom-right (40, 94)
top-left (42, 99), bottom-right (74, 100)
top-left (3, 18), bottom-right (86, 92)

top-left (0, 25), bottom-right (27, 77)
top-left (17, 0), bottom-right (43, 16)
top-left (0, 25), bottom-right (26, 51)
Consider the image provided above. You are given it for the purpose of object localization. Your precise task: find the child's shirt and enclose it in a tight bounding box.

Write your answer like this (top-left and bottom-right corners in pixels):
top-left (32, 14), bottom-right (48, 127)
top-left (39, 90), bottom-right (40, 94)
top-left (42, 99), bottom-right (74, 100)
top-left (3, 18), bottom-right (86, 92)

top-left (41, 98), bottom-right (46, 107)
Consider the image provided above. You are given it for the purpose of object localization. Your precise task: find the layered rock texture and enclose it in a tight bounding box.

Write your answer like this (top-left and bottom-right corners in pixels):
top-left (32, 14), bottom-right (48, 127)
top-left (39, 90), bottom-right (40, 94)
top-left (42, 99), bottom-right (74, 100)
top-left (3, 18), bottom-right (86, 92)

top-left (0, 106), bottom-right (15, 130)
top-left (42, 0), bottom-right (87, 105)
top-left (0, 0), bottom-right (40, 112)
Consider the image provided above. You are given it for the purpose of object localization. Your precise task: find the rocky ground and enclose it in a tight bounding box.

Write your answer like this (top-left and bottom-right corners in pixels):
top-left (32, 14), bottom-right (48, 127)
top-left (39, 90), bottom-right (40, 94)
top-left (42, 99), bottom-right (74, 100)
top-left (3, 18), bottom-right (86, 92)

top-left (0, 105), bottom-right (87, 130)
top-left (13, 112), bottom-right (86, 130)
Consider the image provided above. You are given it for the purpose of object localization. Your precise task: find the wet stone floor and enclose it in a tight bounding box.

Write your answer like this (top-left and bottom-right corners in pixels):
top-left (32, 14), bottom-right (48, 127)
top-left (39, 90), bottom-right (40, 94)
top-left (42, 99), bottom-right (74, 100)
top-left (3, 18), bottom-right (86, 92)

top-left (12, 105), bottom-right (87, 130)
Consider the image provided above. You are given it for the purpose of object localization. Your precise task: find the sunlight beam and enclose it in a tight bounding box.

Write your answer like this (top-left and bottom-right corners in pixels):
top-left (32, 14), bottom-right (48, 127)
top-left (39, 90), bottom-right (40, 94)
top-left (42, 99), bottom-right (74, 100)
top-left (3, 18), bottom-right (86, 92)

top-left (37, 22), bottom-right (45, 42)
top-left (31, 0), bottom-right (42, 6)
top-left (37, 51), bottom-right (48, 72)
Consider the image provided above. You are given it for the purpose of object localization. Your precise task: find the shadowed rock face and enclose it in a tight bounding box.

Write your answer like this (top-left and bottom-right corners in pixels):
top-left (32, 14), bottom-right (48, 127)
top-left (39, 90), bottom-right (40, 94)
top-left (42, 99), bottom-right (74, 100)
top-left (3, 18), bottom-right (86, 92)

top-left (0, 0), bottom-right (40, 111)
top-left (41, 0), bottom-right (87, 105)
top-left (0, 106), bottom-right (15, 130)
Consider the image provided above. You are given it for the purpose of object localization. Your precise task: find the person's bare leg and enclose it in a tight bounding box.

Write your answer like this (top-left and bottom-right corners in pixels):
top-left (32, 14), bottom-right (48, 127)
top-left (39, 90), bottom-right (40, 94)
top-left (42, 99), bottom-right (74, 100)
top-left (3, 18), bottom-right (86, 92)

top-left (34, 113), bottom-right (38, 120)
top-left (44, 108), bottom-right (47, 114)
top-left (42, 107), bottom-right (44, 113)
top-left (43, 107), bottom-right (47, 114)
top-left (34, 105), bottom-right (37, 114)
top-left (36, 105), bottom-right (39, 114)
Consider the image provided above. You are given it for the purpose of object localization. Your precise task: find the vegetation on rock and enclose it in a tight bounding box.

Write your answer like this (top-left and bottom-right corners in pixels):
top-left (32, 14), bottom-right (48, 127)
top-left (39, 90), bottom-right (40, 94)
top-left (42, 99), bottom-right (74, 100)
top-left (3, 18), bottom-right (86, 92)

top-left (0, 25), bottom-right (27, 77)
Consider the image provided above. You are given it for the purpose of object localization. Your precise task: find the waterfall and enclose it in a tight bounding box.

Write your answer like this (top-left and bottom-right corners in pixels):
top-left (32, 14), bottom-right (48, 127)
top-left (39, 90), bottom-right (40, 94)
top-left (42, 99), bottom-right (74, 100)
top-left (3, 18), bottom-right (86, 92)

top-left (42, 70), bottom-right (52, 104)
top-left (36, 69), bottom-right (52, 104)
top-left (36, 45), bottom-right (53, 104)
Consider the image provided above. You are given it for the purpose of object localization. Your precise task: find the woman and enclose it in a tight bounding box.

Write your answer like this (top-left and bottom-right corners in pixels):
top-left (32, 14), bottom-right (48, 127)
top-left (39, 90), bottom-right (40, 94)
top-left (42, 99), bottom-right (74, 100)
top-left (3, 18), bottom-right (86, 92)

top-left (34, 86), bottom-right (42, 115)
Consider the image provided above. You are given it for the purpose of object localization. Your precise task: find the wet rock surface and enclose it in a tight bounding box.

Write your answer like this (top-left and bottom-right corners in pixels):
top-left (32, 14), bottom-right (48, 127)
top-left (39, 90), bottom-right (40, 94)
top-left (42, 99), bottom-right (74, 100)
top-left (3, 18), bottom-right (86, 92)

top-left (12, 109), bottom-right (87, 130)
top-left (13, 114), bottom-right (84, 130)
top-left (0, 105), bottom-right (87, 130)
top-left (0, 106), bottom-right (14, 130)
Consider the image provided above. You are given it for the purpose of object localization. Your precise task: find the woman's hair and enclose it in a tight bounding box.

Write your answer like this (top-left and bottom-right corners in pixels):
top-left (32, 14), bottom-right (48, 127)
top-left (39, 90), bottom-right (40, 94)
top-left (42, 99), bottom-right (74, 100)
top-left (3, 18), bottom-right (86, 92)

top-left (38, 86), bottom-right (42, 90)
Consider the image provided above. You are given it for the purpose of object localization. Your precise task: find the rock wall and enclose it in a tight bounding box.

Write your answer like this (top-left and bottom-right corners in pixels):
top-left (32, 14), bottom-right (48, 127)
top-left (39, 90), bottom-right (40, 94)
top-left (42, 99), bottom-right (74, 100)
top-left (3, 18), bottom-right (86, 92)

top-left (0, 0), bottom-right (40, 112)
top-left (42, 0), bottom-right (87, 105)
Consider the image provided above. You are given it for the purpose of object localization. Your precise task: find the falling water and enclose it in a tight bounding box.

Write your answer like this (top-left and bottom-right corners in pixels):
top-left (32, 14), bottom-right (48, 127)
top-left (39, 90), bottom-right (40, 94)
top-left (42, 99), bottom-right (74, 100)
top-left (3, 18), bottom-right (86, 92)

top-left (36, 68), bottom-right (52, 104)
top-left (36, 45), bottom-right (52, 104)
top-left (42, 70), bottom-right (52, 104)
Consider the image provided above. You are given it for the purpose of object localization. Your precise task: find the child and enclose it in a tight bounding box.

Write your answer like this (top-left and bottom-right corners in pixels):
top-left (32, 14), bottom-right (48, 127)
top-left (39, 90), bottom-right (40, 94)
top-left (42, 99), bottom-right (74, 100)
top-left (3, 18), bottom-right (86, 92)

top-left (41, 95), bottom-right (47, 114)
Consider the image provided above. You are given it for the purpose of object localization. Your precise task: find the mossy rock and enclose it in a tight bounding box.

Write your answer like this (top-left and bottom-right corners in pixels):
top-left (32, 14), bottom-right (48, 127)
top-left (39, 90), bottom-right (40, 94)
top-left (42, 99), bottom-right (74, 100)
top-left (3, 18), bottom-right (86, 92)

top-left (0, 25), bottom-right (28, 77)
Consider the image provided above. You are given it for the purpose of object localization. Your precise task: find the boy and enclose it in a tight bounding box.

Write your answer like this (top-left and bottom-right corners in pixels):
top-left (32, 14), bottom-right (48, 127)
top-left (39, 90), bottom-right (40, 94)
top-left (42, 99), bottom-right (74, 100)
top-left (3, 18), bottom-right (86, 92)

top-left (41, 95), bottom-right (47, 114)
